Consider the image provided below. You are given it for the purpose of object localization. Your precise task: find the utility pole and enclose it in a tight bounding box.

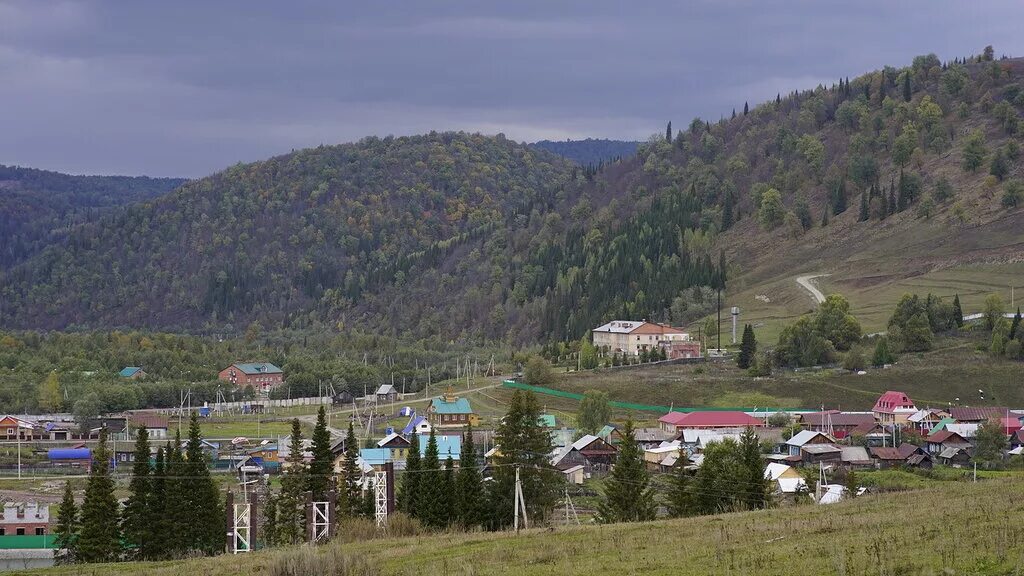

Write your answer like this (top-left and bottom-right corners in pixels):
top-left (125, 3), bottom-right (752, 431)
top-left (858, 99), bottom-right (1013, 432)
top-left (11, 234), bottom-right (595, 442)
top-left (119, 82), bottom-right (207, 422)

top-left (716, 288), bottom-right (722, 351)
top-left (513, 466), bottom-right (528, 533)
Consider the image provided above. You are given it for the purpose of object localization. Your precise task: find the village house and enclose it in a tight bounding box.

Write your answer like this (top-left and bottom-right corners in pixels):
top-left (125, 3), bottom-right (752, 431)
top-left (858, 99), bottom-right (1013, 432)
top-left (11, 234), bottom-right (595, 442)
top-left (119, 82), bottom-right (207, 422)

top-left (591, 320), bottom-right (692, 357)
top-left (950, 406), bottom-right (1011, 424)
top-left (659, 411), bottom-right (763, 433)
top-left (872, 391), bottom-right (917, 425)
top-left (643, 442), bottom-right (682, 472)
top-left (417, 434), bottom-right (461, 463)
top-left (561, 464), bottom-right (585, 485)
top-left (676, 429), bottom-right (743, 453)
top-left (0, 504), bottom-right (49, 536)
top-left (119, 366), bottom-right (147, 379)
top-left (357, 448), bottom-right (393, 473)
top-left (926, 430), bottom-right (972, 456)
top-left (427, 389), bottom-right (478, 428)
top-left (376, 432), bottom-right (412, 462)
top-left (869, 443), bottom-right (932, 469)
top-left (0, 416), bottom-right (35, 441)
top-left (401, 416), bottom-right (432, 436)
top-left (840, 446), bottom-right (873, 468)
top-left (785, 430), bottom-right (837, 457)
top-left (939, 446), bottom-right (972, 467)
top-left (375, 384), bottom-right (398, 403)
top-left (552, 434), bottom-right (617, 473)
top-left (764, 463), bottom-right (807, 495)
top-left (906, 409), bottom-right (951, 434)
top-left (800, 444), bottom-right (842, 466)
top-left (218, 362), bottom-right (284, 395)
top-left (798, 411), bottom-right (875, 439)
top-left (128, 412), bottom-right (169, 439)
top-left (47, 447), bottom-right (91, 470)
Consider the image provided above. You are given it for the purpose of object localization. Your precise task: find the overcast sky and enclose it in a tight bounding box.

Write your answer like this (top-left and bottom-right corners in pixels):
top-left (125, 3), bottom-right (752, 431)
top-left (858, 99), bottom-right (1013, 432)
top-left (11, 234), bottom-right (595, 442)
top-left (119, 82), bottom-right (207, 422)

top-left (2, 1), bottom-right (1022, 177)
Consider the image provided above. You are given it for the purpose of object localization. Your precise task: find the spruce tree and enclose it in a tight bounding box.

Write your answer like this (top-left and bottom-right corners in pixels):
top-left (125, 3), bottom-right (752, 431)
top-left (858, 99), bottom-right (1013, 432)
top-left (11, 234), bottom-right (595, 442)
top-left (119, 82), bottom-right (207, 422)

top-left (666, 462), bottom-right (693, 518)
top-left (184, 411), bottom-right (223, 555)
top-left (489, 390), bottom-right (559, 530)
top-left (666, 121), bottom-right (672, 142)
top-left (163, 437), bottom-right (189, 556)
top-left (341, 422), bottom-right (362, 517)
top-left (417, 428), bottom-right (445, 528)
top-left (743, 101), bottom-right (749, 115)
top-left (456, 424), bottom-right (485, 529)
top-left (596, 419), bottom-right (656, 523)
top-left (858, 190), bottom-right (869, 221)
top-left (903, 71), bottom-right (912, 102)
top-left (277, 419), bottom-right (307, 544)
top-left (262, 493), bottom-right (279, 548)
top-left (872, 337), bottom-right (896, 367)
top-left (953, 294), bottom-right (965, 328)
top-left (397, 430), bottom-right (421, 516)
top-left (888, 185), bottom-right (897, 216)
top-left (148, 447), bottom-right (168, 560)
top-left (721, 190), bottom-right (734, 231)
top-left (307, 406), bottom-right (333, 501)
top-left (442, 457), bottom-right (456, 528)
top-left (76, 427), bottom-right (120, 563)
top-left (53, 481), bottom-right (78, 564)
top-left (832, 179), bottom-right (847, 215)
top-left (739, 427), bottom-right (769, 510)
top-left (736, 324), bottom-right (757, 369)
top-left (122, 426), bottom-right (152, 559)
top-left (1010, 308), bottom-right (1022, 341)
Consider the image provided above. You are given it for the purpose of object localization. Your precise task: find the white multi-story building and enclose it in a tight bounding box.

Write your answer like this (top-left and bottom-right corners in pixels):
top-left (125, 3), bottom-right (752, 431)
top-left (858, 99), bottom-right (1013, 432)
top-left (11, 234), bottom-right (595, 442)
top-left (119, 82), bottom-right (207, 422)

top-left (591, 320), bottom-right (690, 356)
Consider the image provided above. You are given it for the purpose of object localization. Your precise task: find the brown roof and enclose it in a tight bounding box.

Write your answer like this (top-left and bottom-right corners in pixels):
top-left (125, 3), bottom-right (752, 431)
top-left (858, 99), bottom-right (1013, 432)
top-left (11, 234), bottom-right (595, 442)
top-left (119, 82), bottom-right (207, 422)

top-left (927, 430), bottom-right (969, 444)
top-left (950, 407), bottom-right (1009, 421)
top-left (869, 447), bottom-right (905, 461)
top-left (630, 322), bottom-right (688, 335)
top-left (896, 443), bottom-right (920, 459)
top-left (800, 411), bottom-right (876, 427)
top-left (129, 412), bottom-right (169, 429)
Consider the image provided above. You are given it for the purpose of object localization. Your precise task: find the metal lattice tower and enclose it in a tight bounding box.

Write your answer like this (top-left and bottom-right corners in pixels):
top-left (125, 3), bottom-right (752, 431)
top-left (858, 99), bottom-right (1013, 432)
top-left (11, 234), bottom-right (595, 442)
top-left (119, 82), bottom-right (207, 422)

top-left (232, 502), bottom-right (251, 553)
top-left (311, 501), bottom-right (330, 542)
top-left (375, 471), bottom-right (388, 528)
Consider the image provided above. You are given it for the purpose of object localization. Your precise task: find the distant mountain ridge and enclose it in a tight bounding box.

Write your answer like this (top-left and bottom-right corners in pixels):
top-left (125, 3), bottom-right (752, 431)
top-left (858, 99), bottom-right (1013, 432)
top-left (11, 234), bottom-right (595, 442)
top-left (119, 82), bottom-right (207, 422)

top-left (0, 165), bottom-right (186, 267)
top-left (529, 138), bottom-right (640, 166)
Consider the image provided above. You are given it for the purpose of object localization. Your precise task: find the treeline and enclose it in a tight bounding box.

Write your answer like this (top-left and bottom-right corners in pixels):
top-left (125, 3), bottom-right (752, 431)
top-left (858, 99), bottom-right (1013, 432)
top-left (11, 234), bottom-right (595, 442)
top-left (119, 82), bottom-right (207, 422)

top-left (0, 329), bottom-right (503, 415)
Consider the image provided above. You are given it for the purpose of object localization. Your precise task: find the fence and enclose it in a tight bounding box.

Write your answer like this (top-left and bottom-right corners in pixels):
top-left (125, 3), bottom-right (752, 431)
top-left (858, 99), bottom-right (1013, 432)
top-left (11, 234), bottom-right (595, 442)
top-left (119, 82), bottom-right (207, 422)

top-left (151, 396), bottom-right (333, 415)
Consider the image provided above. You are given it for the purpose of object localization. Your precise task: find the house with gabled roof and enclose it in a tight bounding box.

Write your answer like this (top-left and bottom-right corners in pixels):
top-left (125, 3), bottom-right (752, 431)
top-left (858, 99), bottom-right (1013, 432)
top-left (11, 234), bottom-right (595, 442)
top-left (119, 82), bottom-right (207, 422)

top-left (785, 430), bottom-right (836, 457)
top-left (119, 367), bottom-right (147, 379)
top-left (798, 411), bottom-right (875, 439)
top-left (552, 434), bottom-right (617, 473)
top-left (872, 391), bottom-right (917, 425)
top-left (374, 384), bottom-right (398, 403)
top-left (219, 362), bottom-right (284, 395)
top-left (659, 411), bottom-right (763, 433)
top-left (926, 430), bottom-right (972, 456)
top-left (427, 389), bottom-right (477, 428)
top-left (376, 432), bottom-right (412, 462)
top-left (869, 443), bottom-right (931, 469)
top-left (591, 320), bottom-right (691, 357)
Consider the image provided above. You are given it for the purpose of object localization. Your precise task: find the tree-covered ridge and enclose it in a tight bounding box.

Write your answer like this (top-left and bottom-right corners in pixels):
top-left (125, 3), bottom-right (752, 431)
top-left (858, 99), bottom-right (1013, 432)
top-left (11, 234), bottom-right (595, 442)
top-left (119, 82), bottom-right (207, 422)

top-left (529, 138), bottom-right (641, 166)
top-left (0, 133), bottom-right (575, 335)
top-left (0, 165), bottom-right (185, 267)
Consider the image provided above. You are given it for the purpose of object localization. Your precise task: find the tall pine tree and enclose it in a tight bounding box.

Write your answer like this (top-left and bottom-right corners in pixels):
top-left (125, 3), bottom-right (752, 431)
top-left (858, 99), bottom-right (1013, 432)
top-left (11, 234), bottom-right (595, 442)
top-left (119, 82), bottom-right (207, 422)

top-left (489, 390), bottom-right (559, 530)
top-left (397, 430), bottom-right (421, 516)
top-left (163, 435), bottom-right (189, 556)
top-left (456, 424), bottom-right (484, 529)
top-left (53, 481), bottom-right (78, 564)
top-left (596, 419), bottom-right (656, 523)
top-left (148, 447), bottom-right (169, 560)
top-left (736, 324), bottom-right (757, 369)
top-left (416, 429), bottom-right (446, 528)
top-left (183, 411), bottom-right (223, 555)
top-left (277, 419), bottom-right (307, 544)
top-left (740, 427), bottom-right (770, 510)
top-left (341, 422), bottom-right (362, 517)
top-left (122, 426), bottom-right (153, 559)
top-left (76, 427), bottom-right (120, 563)
top-left (307, 406), bottom-right (333, 501)
top-left (953, 294), bottom-right (965, 328)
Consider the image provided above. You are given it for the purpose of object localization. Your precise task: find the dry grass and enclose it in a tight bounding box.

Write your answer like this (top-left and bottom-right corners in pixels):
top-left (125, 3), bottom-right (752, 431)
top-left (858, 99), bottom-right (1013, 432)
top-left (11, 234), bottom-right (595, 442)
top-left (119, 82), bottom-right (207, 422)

top-left (31, 476), bottom-right (1024, 575)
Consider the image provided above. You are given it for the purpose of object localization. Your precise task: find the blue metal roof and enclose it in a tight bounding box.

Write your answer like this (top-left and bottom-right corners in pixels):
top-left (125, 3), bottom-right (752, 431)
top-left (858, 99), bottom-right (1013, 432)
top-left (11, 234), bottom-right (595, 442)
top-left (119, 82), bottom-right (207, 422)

top-left (402, 416), bottom-right (427, 435)
top-left (431, 397), bottom-right (473, 415)
top-left (119, 367), bottom-right (142, 377)
top-left (232, 362), bottom-right (282, 375)
top-left (359, 448), bottom-right (392, 466)
top-left (418, 435), bottom-right (461, 460)
top-left (48, 448), bottom-right (91, 460)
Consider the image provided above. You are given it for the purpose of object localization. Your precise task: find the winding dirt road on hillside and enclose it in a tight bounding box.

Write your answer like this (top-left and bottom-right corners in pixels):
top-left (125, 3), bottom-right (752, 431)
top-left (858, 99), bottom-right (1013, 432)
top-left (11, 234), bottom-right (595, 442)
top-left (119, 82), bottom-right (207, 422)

top-left (795, 274), bottom-right (830, 305)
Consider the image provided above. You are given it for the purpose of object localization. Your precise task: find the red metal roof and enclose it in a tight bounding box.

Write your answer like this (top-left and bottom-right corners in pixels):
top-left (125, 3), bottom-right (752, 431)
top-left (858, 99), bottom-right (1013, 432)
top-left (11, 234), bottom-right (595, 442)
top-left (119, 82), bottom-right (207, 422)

top-left (872, 391), bottom-right (916, 414)
top-left (659, 411), bottom-right (762, 428)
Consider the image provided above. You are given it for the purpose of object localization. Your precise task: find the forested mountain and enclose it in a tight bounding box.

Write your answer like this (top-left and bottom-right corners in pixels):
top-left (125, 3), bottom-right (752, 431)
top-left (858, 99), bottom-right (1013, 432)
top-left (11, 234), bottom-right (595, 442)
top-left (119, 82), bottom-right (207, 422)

top-left (2, 51), bottom-right (1023, 346)
top-left (530, 138), bottom-right (640, 166)
top-left (0, 165), bottom-right (185, 267)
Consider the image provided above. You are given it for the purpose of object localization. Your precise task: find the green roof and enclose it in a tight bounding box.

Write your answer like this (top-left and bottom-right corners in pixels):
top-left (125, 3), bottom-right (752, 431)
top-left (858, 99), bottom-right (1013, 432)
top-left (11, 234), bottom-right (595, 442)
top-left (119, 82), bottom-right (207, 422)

top-left (233, 362), bottom-right (282, 375)
top-left (119, 366), bottom-right (143, 377)
top-left (538, 414), bottom-right (557, 428)
top-left (929, 417), bottom-right (956, 435)
top-left (598, 425), bottom-right (616, 439)
top-left (431, 397), bottom-right (472, 414)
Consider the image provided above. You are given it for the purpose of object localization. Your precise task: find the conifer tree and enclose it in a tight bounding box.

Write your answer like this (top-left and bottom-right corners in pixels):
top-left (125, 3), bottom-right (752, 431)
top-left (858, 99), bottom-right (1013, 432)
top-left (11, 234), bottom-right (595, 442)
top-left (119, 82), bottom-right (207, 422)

top-left (888, 184), bottom-right (897, 215)
top-left (456, 424), bottom-right (485, 529)
top-left (858, 190), bottom-right (869, 221)
top-left (183, 411), bottom-right (223, 555)
top-left (872, 337), bottom-right (896, 367)
top-left (417, 428), bottom-right (446, 528)
top-left (162, 436), bottom-right (187, 556)
top-left (743, 101), bottom-right (749, 115)
top-left (1010, 308), bottom-right (1022, 341)
top-left (666, 121), bottom-right (672, 142)
top-left (53, 481), bottom-right (78, 564)
top-left (953, 294), bottom-right (964, 328)
top-left (307, 406), bottom-right (333, 501)
top-left (666, 461), bottom-right (693, 518)
top-left (903, 71), bottom-right (912, 102)
top-left (77, 427), bottom-right (120, 563)
top-left (262, 493), bottom-right (279, 548)
top-left (341, 422), bottom-right (362, 517)
top-left (596, 419), bottom-right (656, 523)
top-left (148, 447), bottom-right (168, 559)
top-left (721, 190), bottom-right (734, 231)
top-left (879, 189), bottom-right (889, 219)
top-left (736, 324), bottom-right (757, 369)
top-left (442, 457), bottom-right (456, 527)
top-left (277, 419), bottom-right (307, 544)
top-left (832, 179), bottom-right (847, 215)
top-left (739, 427), bottom-right (770, 510)
top-left (122, 426), bottom-right (153, 559)
top-left (397, 430), bottom-right (421, 516)
top-left (489, 390), bottom-right (559, 530)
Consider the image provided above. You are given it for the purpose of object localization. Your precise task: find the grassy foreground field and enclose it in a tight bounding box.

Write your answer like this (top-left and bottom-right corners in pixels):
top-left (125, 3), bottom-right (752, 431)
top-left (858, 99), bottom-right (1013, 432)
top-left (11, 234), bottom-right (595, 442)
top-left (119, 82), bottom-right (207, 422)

top-left (31, 475), bottom-right (1024, 575)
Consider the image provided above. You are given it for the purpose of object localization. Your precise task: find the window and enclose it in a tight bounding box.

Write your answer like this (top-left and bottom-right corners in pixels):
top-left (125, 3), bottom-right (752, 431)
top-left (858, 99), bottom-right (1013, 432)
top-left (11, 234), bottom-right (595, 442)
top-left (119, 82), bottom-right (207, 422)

top-left (0, 528), bottom-right (5, 535)
top-left (16, 528), bottom-right (24, 536)
top-left (35, 528), bottom-right (44, 536)
top-left (6, 428), bottom-right (12, 435)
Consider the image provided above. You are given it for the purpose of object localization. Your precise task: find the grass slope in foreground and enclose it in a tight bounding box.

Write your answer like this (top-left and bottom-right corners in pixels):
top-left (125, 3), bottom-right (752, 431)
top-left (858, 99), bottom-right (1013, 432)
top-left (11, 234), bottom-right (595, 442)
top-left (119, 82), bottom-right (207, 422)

top-left (33, 476), bottom-right (1024, 576)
